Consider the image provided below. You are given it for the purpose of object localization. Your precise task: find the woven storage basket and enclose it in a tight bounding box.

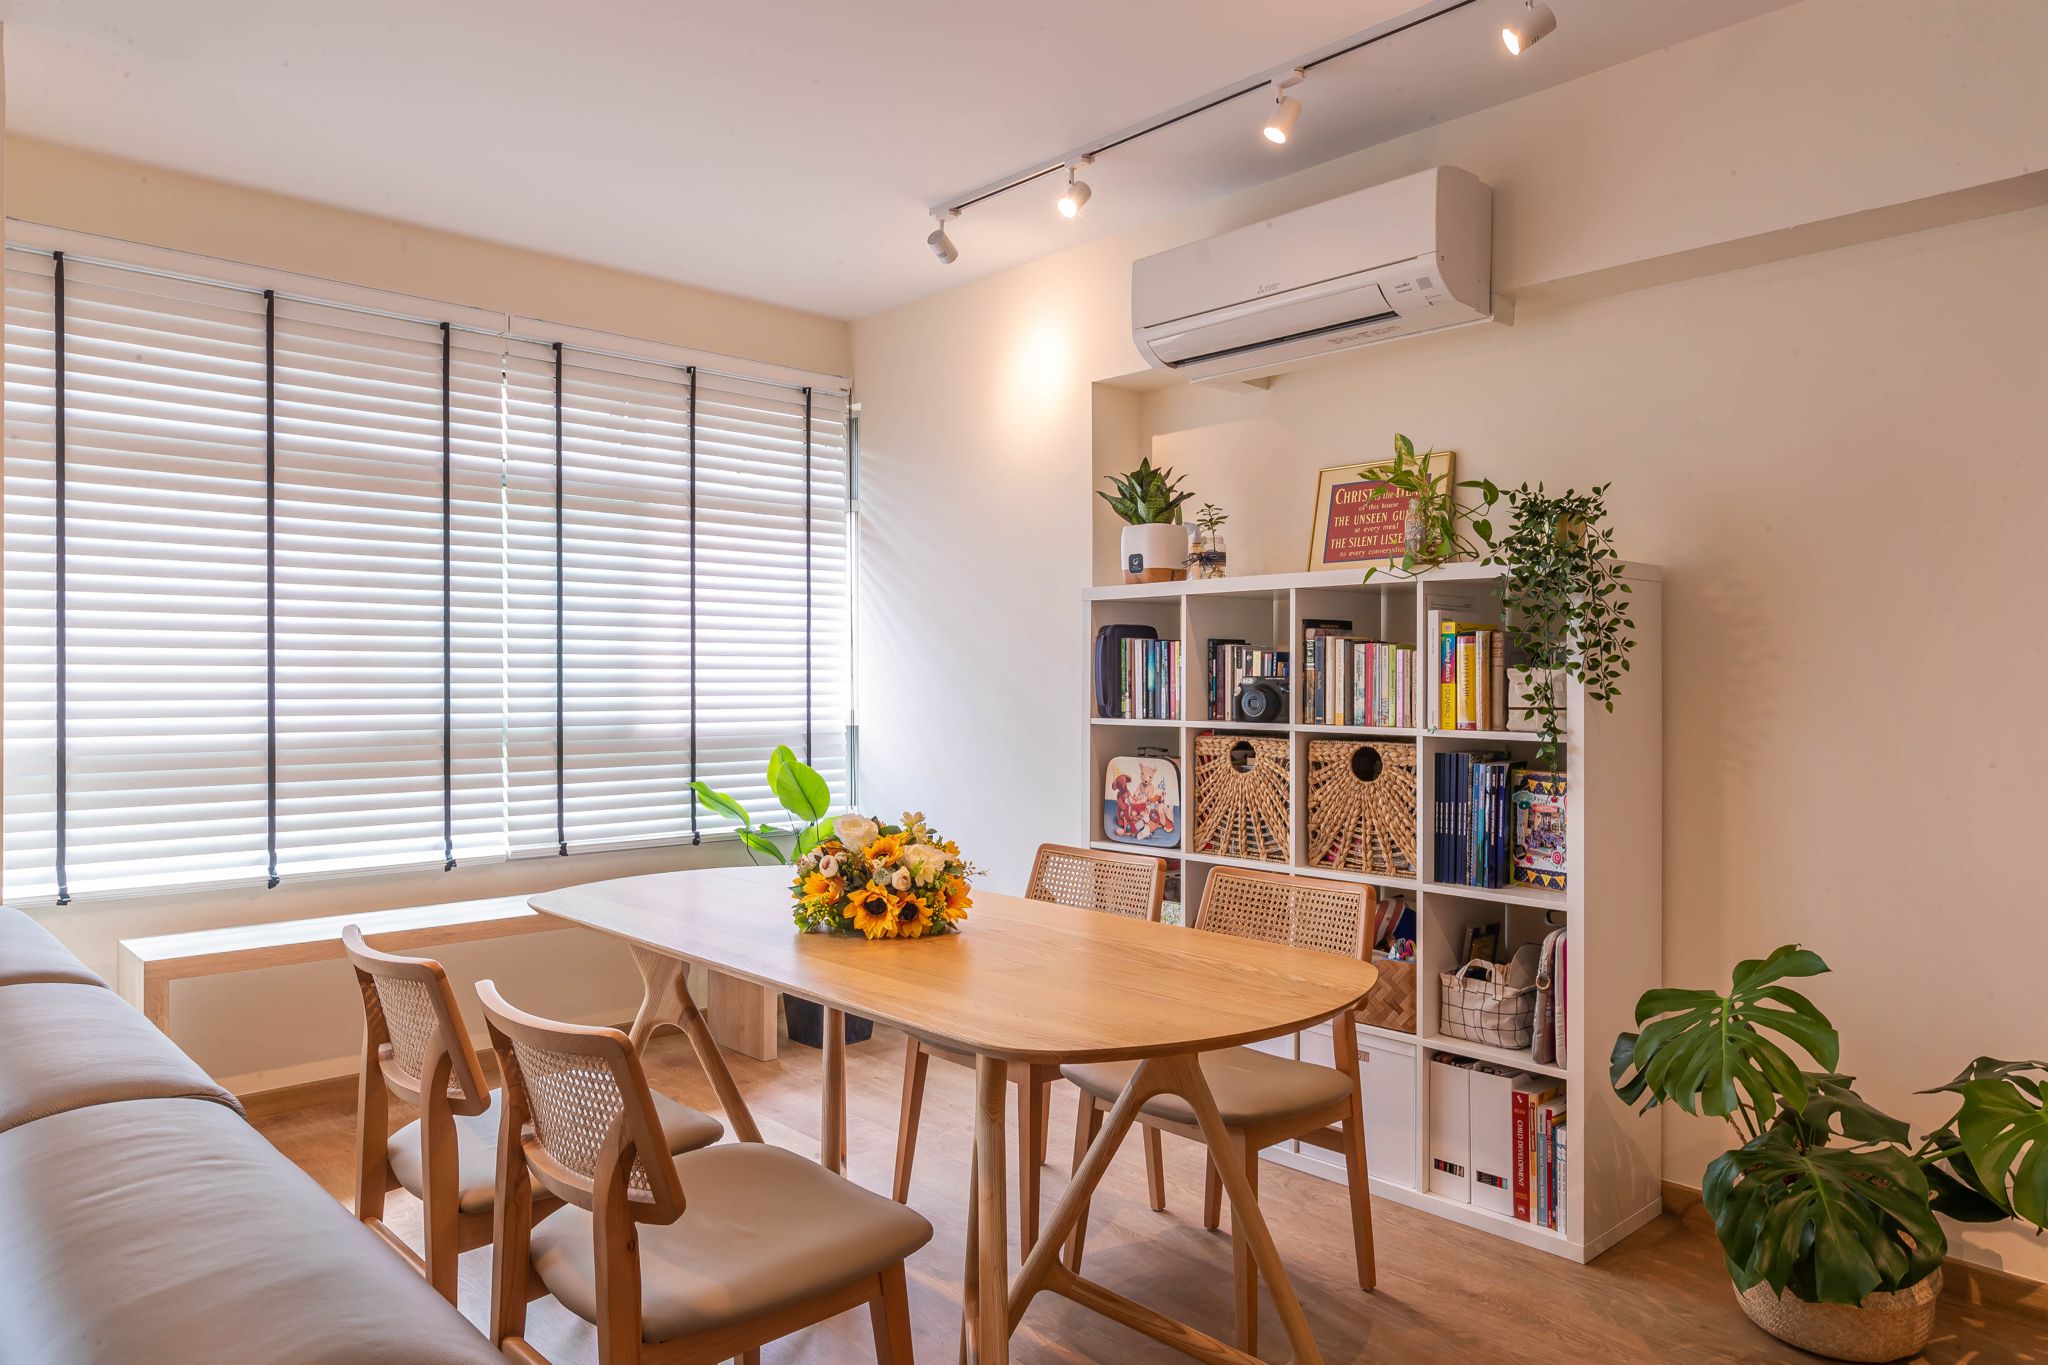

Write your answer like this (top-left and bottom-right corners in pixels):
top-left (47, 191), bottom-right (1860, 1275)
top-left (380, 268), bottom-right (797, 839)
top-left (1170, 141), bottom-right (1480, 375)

top-left (1361, 956), bottom-right (1418, 1033)
top-left (1736, 1270), bottom-right (1940, 1363)
top-left (1191, 734), bottom-right (1291, 863)
top-left (1306, 739), bottom-right (1417, 877)
top-left (1438, 960), bottom-right (1537, 1049)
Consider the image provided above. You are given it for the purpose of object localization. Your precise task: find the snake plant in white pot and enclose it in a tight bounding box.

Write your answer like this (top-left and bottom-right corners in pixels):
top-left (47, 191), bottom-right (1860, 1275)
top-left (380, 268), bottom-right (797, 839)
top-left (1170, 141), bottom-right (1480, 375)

top-left (1100, 455), bottom-right (1193, 584)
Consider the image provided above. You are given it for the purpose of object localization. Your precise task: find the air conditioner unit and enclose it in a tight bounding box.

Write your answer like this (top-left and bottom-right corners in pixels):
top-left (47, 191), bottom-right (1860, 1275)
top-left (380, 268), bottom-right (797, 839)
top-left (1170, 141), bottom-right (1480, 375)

top-left (1132, 166), bottom-right (1492, 383)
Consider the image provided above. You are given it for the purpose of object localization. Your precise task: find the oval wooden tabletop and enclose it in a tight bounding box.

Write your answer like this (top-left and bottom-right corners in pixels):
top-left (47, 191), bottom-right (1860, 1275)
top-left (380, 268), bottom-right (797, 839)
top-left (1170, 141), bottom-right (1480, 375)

top-left (532, 865), bottom-right (1379, 1065)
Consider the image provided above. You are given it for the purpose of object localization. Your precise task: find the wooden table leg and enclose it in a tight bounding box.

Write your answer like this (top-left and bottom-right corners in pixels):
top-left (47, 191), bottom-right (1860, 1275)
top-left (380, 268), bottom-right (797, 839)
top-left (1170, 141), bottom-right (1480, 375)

top-left (628, 945), bottom-right (764, 1144)
top-left (969, 1054), bottom-right (1010, 1365)
top-left (822, 1007), bottom-right (847, 1174)
top-left (1006, 1053), bottom-right (1328, 1365)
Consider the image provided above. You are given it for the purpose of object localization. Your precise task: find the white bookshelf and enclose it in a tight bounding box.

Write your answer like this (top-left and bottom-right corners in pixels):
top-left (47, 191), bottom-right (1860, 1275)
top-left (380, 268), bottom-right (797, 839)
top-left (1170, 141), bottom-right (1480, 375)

top-left (1084, 562), bottom-right (1663, 1262)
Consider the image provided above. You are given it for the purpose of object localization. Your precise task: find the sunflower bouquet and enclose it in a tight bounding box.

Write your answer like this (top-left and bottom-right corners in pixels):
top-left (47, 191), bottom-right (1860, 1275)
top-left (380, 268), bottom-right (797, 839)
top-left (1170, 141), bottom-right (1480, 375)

top-left (792, 811), bottom-right (979, 940)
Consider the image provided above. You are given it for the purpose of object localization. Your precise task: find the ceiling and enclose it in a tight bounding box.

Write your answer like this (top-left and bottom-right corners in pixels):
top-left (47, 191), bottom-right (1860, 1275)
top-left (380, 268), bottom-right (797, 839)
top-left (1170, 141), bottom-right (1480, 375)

top-left (0, 1), bottom-right (1796, 320)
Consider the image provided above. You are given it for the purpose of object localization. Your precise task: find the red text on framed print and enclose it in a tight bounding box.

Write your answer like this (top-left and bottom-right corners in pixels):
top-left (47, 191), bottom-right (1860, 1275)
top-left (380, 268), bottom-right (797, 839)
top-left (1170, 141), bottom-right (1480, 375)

top-left (1307, 453), bottom-right (1455, 572)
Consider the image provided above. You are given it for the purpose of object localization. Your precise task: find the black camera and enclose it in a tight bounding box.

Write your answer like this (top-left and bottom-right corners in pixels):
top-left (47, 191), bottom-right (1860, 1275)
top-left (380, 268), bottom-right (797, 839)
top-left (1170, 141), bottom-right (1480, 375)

top-left (1232, 678), bottom-right (1286, 723)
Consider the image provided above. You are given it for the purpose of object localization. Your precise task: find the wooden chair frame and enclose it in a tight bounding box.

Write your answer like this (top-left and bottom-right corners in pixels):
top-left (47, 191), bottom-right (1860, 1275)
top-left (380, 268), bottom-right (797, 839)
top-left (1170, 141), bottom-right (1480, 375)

top-left (478, 980), bottom-right (915, 1365)
top-left (1061, 867), bottom-right (1377, 1357)
top-left (891, 843), bottom-right (1166, 1252)
top-left (345, 924), bottom-right (562, 1302)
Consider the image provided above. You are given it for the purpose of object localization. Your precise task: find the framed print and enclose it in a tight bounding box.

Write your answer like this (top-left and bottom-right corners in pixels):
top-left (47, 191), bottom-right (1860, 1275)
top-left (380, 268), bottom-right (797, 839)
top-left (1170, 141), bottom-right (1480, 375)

top-left (1307, 452), bottom-right (1455, 572)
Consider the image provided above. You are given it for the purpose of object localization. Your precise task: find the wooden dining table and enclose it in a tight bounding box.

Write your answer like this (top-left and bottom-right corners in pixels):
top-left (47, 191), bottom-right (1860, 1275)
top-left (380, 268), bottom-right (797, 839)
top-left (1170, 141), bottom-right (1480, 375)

top-left (531, 863), bottom-right (1378, 1365)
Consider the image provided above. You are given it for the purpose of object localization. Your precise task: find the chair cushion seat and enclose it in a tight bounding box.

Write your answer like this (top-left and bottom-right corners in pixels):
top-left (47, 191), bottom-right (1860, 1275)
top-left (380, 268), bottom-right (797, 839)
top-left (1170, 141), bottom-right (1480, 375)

top-left (389, 1088), bottom-right (723, 1215)
top-left (1062, 1046), bottom-right (1353, 1129)
top-left (0, 983), bottom-right (242, 1135)
top-left (529, 1142), bottom-right (933, 1343)
top-left (0, 906), bottom-right (105, 988)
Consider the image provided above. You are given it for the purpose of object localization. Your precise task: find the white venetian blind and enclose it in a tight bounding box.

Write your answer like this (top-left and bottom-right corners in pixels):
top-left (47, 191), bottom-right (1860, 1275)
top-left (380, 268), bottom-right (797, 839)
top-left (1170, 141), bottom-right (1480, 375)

top-left (695, 375), bottom-right (850, 824)
top-left (1, 242), bottom-right (853, 903)
top-left (3, 256), bottom-right (270, 899)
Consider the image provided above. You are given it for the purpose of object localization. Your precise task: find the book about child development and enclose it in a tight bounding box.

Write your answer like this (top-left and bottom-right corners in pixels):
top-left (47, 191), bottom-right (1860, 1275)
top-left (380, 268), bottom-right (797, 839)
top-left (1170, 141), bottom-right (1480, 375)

top-left (1510, 768), bottom-right (1567, 891)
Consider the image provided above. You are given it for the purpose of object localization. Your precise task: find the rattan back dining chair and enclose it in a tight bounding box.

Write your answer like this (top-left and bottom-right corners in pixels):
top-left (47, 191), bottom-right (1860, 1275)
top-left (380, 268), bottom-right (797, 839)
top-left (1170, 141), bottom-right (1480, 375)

top-left (478, 981), bottom-right (932, 1365)
top-left (890, 843), bottom-right (1166, 1254)
top-left (1057, 867), bottom-right (1378, 1357)
top-left (343, 927), bottom-right (723, 1305)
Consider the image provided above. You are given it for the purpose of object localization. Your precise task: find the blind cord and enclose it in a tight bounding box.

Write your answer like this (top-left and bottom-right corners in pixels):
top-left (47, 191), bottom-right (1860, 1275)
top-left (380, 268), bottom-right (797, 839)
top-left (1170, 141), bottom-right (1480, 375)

top-left (440, 323), bottom-right (456, 872)
top-left (264, 291), bottom-right (280, 887)
top-left (553, 343), bottom-right (568, 857)
top-left (52, 253), bottom-right (71, 906)
top-left (688, 366), bottom-right (701, 845)
top-left (802, 385), bottom-right (813, 767)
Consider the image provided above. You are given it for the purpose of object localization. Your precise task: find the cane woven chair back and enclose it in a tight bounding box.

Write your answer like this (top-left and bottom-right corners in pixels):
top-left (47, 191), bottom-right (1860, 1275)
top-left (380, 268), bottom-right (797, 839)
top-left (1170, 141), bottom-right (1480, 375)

top-left (1194, 867), bottom-right (1370, 960)
top-left (476, 979), bottom-right (685, 1225)
top-left (1025, 843), bottom-right (1165, 922)
top-left (342, 925), bottom-right (490, 1114)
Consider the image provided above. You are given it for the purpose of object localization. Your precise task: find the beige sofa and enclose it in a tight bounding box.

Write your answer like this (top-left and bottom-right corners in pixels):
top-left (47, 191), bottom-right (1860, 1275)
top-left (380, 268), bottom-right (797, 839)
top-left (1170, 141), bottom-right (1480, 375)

top-left (0, 905), bottom-right (508, 1364)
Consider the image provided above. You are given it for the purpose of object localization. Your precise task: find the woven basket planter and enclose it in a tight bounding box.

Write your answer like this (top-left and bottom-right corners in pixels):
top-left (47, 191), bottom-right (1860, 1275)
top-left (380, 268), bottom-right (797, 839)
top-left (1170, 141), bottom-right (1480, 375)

top-left (1191, 733), bottom-right (1290, 863)
top-left (1306, 739), bottom-right (1417, 877)
top-left (1736, 1270), bottom-right (1940, 1362)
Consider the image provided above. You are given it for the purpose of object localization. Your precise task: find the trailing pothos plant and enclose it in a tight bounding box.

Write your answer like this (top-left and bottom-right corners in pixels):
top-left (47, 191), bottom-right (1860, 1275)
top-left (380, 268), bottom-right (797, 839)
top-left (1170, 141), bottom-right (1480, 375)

top-left (1612, 945), bottom-right (2048, 1306)
top-left (1361, 434), bottom-right (1634, 768)
top-left (690, 744), bottom-right (836, 865)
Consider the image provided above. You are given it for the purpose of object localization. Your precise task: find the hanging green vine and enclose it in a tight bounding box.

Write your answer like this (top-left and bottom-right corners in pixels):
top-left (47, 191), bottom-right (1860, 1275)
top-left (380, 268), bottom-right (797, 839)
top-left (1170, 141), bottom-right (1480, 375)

top-left (1361, 436), bottom-right (1635, 768)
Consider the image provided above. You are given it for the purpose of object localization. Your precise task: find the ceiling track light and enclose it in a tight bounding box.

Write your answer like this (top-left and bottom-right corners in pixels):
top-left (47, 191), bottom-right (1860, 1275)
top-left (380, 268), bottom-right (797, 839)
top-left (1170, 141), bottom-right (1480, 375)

top-left (1263, 69), bottom-right (1306, 145)
top-left (923, 1), bottom-right (1523, 261)
top-left (1056, 157), bottom-right (1095, 219)
top-left (1502, 0), bottom-right (1557, 55)
top-left (926, 211), bottom-right (959, 265)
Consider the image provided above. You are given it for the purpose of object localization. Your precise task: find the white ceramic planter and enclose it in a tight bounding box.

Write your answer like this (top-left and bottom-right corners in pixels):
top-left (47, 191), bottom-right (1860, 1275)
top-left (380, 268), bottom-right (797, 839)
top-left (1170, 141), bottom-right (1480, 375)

top-left (1121, 522), bottom-right (1191, 584)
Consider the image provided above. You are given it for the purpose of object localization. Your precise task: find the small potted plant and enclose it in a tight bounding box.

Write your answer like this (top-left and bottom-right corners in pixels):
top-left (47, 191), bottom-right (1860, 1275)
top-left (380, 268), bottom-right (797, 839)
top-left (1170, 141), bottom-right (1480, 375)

top-left (1188, 502), bottom-right (1229, 579)
top-left (1100, 455), bottom-right (1193, 584)
top-left (1613, 945), bottom-right (2048, 1361)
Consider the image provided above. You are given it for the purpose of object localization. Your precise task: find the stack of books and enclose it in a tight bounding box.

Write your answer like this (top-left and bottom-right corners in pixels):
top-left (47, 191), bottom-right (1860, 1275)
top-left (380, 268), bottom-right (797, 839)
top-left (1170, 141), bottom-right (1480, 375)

top-left (1301, 620), bottom-right (1417, 726)
top-left (1431, 1055), bottom-right (1568, 1232)
top-left (1427, 610), bottom-right (1510, 731)
top-left (1113, 637), bottom-right (1181, 720)
top-left (1205, 640), bottom-right (1288, 720)
top-left (1433, 751), bottom-right (1514, 888)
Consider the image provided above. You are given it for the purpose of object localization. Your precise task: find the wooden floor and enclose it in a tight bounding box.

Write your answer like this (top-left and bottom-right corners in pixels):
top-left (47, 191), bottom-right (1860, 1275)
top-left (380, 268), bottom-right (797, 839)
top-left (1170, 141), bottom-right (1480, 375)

top-left (254, 1024), bottom-right (2048, 1364)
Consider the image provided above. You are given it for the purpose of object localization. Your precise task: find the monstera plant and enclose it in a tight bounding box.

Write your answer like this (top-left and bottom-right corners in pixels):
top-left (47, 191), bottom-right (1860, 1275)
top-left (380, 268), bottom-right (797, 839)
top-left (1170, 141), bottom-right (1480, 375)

top-left (1613, 946), bottom-right (2046, 1359)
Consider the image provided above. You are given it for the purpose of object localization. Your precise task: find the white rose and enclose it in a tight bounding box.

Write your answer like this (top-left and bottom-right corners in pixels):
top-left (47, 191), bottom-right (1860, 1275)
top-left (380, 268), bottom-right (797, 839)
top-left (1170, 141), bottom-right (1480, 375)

top-left (818, 853), bottom-right (840, 879)
top-left (890, 867), bottom-right (912, 892)
top-left (835, 814), bottom-right (880, 848)
top-left (901, 843), bottom-right (948, 886)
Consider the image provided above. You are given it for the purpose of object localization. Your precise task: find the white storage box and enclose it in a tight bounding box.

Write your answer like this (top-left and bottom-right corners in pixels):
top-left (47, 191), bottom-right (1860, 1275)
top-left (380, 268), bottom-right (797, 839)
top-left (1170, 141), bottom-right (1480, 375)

top-left (1288, 1023), bottom-right (1418, 1190)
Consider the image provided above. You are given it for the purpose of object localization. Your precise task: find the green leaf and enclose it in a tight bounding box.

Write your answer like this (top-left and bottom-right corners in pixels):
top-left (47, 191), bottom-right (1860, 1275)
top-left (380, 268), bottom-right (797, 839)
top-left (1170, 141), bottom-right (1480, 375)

top-left (793, 814), bottom-right (837, 858)
top-left (766, 744), bottom-right (831, 821)
top-left (737, 828), bottom-right (787, 864)
top-left (1394, 433), bottom-right (1415, 461)
top-left (1955, 1074), bottom-right (2048, 1229)
top-left (1791, 1074), bottom-right (1911, 1146)
top-left (690, 780), bottom-right (752, 828)
top-left (1921, 1125), bottom-right (2015, 1223)
top-left (1612, 945), bottom-right (1838, 1122)
top-left (1705, 1126), bottom-right (1945, 1304)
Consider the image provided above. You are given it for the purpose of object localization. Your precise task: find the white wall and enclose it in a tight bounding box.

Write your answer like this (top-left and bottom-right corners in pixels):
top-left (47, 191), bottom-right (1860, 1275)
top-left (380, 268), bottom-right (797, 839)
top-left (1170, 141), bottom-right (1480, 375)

top-left (855, 0), bottom-right (2048, 1281)
top-left (0, 123), bottom-right (850, 1093)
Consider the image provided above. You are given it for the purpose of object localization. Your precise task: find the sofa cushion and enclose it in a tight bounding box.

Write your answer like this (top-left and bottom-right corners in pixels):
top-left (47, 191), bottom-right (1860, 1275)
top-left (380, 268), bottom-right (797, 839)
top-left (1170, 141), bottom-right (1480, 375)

top-left (0, 982), bottom-right (242, 1134)
top-left (0, 1097), bottom-right (508, 1365)
top-left (0, 905), bottom-right (105, 988)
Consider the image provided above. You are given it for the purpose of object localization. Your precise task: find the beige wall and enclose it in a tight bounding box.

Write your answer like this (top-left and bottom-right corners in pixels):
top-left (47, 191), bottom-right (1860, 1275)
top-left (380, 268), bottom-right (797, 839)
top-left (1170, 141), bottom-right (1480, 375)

top-left (854, 0), bottom-right (2048, 1281)
top-left (1, 119), bottom-right (849, 1092)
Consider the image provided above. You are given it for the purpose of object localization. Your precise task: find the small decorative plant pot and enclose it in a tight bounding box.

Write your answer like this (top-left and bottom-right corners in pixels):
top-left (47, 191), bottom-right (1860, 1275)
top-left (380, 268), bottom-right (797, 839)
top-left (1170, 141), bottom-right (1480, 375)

top-left (1121, 522), bottom-right (1190, 585)
top-left (1735, 1270), bottom-right (1941, 1363)
top-left (782, 995), bottom-right (875, 1049)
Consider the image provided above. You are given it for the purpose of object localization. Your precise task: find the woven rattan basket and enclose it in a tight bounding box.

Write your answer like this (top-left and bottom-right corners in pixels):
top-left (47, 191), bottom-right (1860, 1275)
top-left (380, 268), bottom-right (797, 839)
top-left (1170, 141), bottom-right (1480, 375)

top-left (1191, 733), bottom-right (1291, 863)
top-left (1306, 739), bottom-right (1417, 877)
top-left (1736, 1270), bottom-right (1940, 1362)
top-left (1362, 956), bottom-right (1418, 1032)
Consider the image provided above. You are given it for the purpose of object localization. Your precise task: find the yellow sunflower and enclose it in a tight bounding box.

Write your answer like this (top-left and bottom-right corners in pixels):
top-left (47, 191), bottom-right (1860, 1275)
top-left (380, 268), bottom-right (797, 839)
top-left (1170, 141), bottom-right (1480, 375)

top-left (943, 876), bottom-right (972, 919)
top-left (864, 832), bottom-right (906, 864)
top-left (894, 894), bottom-right (938, 939)
top-left (802, 871), bottom-right (843, 903)
top-left (847, 885), bottom-right (898, 939)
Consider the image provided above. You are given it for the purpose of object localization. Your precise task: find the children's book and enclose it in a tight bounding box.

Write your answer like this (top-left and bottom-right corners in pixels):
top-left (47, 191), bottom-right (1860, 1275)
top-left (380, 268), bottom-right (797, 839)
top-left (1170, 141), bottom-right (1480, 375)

top-left (1510, 767), bottom-right (1567, 891)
